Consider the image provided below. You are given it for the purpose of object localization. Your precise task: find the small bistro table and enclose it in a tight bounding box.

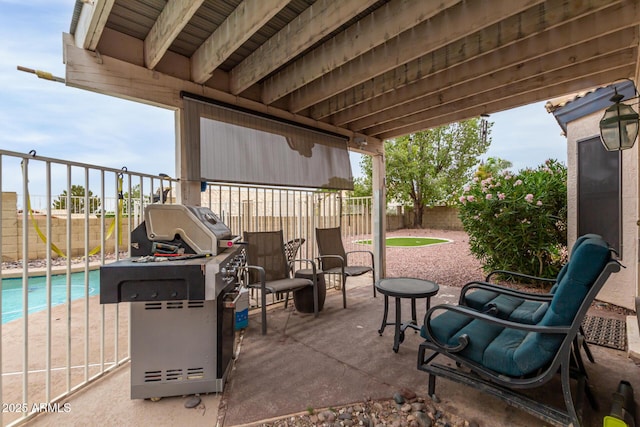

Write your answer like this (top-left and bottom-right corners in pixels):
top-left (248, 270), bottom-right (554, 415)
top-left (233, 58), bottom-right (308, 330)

top-left (375, 277), bottom-right (440, 353)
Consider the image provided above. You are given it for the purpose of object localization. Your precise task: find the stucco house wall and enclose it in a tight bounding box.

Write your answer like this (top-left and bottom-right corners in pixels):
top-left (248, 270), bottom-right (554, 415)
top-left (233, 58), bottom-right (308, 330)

top-left (564, 111), bottom-right (638, 310)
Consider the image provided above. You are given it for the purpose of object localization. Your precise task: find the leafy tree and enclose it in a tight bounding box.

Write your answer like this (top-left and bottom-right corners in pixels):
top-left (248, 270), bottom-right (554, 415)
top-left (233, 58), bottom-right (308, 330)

top-left (361, 118), bottom-right (491, 227)
top-left (475, 157), bottom-right (512, 181)
top-left (458, 159), bottom-right (568, 282)
top-left (53, 185), bottom-right (101, 213)
top-left (350, 177), bottom-right (371, 197)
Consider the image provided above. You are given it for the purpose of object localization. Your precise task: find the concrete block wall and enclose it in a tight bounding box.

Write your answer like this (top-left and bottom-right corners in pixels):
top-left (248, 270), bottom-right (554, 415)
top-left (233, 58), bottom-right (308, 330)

top-left (2, 192), bottom-right (18, 261)
top-left (394, 206), bottom-right (463, 231)
top-left (2, 192), bottom-right (131, 262)
top-left (10, 216), bottom-right (131, 261)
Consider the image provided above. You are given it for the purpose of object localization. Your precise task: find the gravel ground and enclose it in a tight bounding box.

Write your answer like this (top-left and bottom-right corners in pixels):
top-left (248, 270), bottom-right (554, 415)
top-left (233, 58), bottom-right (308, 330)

top-left (383, 229), bottom-right (484, 288)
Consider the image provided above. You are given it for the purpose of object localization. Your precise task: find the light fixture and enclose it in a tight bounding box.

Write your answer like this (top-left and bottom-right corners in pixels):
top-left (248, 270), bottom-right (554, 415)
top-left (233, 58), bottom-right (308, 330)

top-left (353, 136), bottom-right (367, 148)
top-left (599, 88), bottom-right (639, 151)
top-left (480, 113), bottom-right (490, 145)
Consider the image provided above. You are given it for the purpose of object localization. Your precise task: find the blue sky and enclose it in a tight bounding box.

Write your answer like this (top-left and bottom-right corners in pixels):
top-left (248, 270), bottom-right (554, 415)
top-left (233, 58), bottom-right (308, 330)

top-left (0, 0), bottom-right (567, 193)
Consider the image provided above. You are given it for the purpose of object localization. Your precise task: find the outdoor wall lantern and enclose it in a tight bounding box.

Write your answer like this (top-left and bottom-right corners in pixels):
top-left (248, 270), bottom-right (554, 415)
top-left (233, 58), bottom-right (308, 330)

top-left (599, 89), bottom-right (639, 151)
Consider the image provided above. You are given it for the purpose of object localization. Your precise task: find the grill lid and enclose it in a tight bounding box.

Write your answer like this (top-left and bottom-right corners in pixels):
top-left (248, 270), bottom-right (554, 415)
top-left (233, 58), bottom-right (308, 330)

top-left (144, 204), bottom-right (236, 254)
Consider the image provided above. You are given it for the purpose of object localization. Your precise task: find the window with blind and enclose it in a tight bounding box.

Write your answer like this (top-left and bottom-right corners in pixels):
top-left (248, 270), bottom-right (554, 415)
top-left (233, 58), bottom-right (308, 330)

top-left (577, 136), bottom-right (621, 255)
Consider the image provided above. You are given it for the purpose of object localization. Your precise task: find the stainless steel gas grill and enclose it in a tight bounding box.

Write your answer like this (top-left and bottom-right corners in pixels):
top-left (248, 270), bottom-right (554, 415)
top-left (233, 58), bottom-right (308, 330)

top-left (100, 205), bottom-right (244, 399)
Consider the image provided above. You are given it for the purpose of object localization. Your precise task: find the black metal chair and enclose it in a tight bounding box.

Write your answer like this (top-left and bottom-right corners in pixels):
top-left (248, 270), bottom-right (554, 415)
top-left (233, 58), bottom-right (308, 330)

top-left (241, 230), bottom-right (318, 335)
top-left (315, 226), bottom-right (375, 308)
top-left (417, 236), bottom-right (621, 427)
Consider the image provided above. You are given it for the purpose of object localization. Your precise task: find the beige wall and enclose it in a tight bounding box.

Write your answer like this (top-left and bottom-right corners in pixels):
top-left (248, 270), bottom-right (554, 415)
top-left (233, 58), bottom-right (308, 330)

top-left (387, 206), bottom-right (463, 231)
top-left (2, 192), bottom-right (131, 262)
top-left (566, 113), bottom-right (638, 310)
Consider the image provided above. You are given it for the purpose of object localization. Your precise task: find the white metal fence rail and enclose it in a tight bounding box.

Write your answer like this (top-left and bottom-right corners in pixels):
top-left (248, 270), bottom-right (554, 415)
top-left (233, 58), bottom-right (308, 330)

top-left (1, 149), bottom-right (373, 426)
top-left (0, 149), bottom-right (176, 426)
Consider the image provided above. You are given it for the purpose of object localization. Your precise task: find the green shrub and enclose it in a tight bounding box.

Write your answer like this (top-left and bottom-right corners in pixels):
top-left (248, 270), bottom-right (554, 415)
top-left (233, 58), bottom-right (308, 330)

top-left (458, 159), bottom-right (567, 284)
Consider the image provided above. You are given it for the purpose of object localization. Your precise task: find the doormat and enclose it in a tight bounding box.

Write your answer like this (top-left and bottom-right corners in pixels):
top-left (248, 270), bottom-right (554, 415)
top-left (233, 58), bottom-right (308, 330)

top-left (581, 315), bottom-right (627, 351)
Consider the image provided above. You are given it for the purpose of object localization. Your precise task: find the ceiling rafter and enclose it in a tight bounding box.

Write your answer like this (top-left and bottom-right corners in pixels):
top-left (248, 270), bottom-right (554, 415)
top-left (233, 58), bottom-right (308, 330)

top-left (340, 9), bottom-right (637, 130)
top-left (74, 0), bottom-right (115, 50)
top-left (260, 0), bottom-right (463, 105)
top-left (377, 64), bottom-right (635, 140)
top-left (229, 0), bottom-right (380, 96)
top-left (285, 0), bottom-right (546, 113)
top-left (347, 35), bottom-right (633, 130)
top-left (191, 0), bottom-right (290, 84)
top-left (144, 0), bottom-right (206, 70)
top-left (356, 44), bottom-right (636, 135)
top-left (312, 0), bottom-right (624, 122)
top-left (368, 52), bottom-right (636, 138)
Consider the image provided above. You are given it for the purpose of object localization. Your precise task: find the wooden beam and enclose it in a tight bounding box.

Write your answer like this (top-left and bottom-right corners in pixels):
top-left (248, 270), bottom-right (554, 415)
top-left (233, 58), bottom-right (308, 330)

top-left (376, 65), bottom-right (635, 140)
top-left (316, 0), bottom-right (626, 122)
top-left (370, 57), bottom-right (636, 139)
top-left (261, 0), bottom-right (463, 105)
top-left (73, 0), bottom-right (115, 50)
top-left (144, 0), bottom-right (205, 70)
top-left (366, 50), bottom-right (636, 135)
top-left (62, 33), bottom-right (383, 156)
top-left (285, 0), bottom-right (545, 112)
top-left (347, 30), bottom-right (637, 132)
top-left (191, 0), bottom-right (290, 84)
top-left (229, 0), bottom-right (379, 95)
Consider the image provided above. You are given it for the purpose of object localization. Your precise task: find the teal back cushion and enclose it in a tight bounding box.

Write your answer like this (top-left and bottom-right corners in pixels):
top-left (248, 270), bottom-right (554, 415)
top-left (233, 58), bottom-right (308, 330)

top-left (508, 238), bottom-right (611, 374)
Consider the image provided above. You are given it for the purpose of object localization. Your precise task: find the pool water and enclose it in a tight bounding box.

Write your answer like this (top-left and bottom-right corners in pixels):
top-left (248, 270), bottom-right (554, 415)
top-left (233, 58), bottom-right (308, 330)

top-left (2, 270), bottom-right (100, 324)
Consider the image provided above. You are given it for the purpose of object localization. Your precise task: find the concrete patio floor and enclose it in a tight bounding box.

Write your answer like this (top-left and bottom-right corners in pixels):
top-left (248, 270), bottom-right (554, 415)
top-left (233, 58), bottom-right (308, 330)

top-left (24, 275), bottom-right (640, 427)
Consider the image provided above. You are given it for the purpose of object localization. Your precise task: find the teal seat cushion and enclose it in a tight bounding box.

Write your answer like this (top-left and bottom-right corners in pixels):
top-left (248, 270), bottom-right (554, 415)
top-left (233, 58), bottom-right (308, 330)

top-left (424, 310), bottom-right (504, 366)
top-left (463, 289), bottom-right (498, 311)
top-left (509, 300), bottom-right (548, 324)
top-left (421, 309), bottom-right (473, 340)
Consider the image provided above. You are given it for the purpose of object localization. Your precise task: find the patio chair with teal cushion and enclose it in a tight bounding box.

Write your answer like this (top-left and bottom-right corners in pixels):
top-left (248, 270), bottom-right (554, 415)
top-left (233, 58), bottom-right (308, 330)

top-left (459, 234), bottom-right (602, 362)
top-left (315, 226), bottom-right (375, 308)
top-left (241, 230), bottom-right (319, 335)
top-left (417, 236), bottom-right (621, 427)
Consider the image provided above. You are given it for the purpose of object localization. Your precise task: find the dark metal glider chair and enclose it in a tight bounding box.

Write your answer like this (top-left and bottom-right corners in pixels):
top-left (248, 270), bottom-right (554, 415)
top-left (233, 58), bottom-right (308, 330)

top-left (459, 234), bottom-right (602, 363)
top-left (315, 226), bottom-right (375, 308)
top-left (418, 236), bottom-right (621, 427)
top-left (242, 231), bottom-right (318, 335)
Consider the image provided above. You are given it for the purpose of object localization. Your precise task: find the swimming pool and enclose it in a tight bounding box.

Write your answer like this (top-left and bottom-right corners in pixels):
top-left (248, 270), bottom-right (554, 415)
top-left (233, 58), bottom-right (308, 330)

top-left (2, 270), bottom-right (100, 324)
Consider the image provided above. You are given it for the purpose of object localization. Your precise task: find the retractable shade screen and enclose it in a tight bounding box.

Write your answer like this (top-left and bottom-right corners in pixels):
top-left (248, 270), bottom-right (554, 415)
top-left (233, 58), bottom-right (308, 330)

top-left (184, 95), bottom-right (353, 190)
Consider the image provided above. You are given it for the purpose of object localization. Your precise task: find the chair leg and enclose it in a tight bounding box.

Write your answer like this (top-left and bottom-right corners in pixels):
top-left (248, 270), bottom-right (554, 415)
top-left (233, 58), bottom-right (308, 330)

top-left (561, 363), bottom-right (581, 427)
top-left (261, 290), bottom-right (268, 335)
top-left (342, 274), bottom-right (348, 308)
top-left (284, 291), bottom-right (290, 308)
top-left (372, 274), bottom-right (376, 298)
top-left (579, 326), bottom-right (595, 363)
top-left (428, 373), bottom-right (436, 398)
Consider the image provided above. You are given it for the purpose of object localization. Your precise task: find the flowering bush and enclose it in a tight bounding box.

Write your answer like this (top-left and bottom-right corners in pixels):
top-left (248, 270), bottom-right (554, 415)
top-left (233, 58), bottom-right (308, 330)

top-left (458, 159), bottom-right (567, 284)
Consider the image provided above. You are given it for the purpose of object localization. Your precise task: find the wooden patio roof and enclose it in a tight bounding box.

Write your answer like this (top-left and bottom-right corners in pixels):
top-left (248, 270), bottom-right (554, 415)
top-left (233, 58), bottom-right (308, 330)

top-left (65, 0), bottom-right (640, 155)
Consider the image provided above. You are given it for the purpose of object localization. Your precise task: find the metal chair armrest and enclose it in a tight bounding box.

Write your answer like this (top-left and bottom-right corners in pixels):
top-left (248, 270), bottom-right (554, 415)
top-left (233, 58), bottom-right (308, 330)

top-left (459, 280), bottom-right (553, 305)
top-left (315, 254), bottom-right (345, 270)
top-left (345, 250), bottom-right (375, 269)
top-left (485, 270), bottom-right (557, 283)
top-left (238, 265), bottom-right (266, 288)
